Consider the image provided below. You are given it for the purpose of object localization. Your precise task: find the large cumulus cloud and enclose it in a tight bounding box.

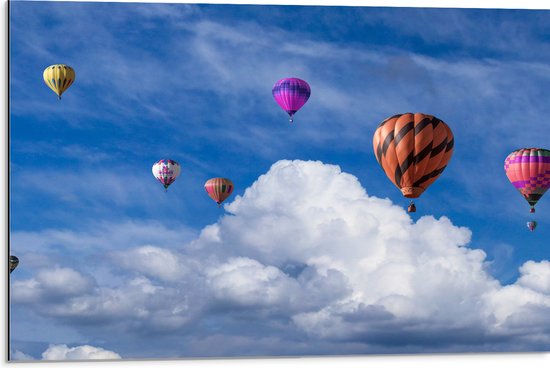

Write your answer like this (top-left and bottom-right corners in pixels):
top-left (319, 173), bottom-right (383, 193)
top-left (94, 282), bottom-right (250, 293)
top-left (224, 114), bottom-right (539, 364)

top-left (11, 160), bottom-right (550, 356)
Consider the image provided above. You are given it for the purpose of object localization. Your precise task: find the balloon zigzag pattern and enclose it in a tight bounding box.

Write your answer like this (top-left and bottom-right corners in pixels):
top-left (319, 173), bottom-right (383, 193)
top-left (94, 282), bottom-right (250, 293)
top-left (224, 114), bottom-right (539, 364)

top-left (372, 113), bottom-right (454, 200)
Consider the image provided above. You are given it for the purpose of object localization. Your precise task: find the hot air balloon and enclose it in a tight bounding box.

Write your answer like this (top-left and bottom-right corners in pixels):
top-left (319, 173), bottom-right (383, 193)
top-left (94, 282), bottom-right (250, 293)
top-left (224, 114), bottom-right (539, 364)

top-left (152, 159), bottom-right (181, 191)
top-left (373, 113), bottom-right (454, 212)
top-left (527, 221), bottom-right (537, 232)
top-left (504, 148), bottom-right (550, 213)
top-left (204, 178), bottom-right (234, 207)
top-left (43, 64), bottom-right (76, 99)
top-left (9, 255), bottom-right (19, 274)
top-left (272, 78), bottom-right (311, 123)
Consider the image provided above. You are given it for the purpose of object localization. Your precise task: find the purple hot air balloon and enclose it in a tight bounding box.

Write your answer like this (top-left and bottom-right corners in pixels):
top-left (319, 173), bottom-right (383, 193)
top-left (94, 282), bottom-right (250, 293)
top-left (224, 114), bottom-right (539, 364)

top-left (272, 77), bottom-right (311, 123)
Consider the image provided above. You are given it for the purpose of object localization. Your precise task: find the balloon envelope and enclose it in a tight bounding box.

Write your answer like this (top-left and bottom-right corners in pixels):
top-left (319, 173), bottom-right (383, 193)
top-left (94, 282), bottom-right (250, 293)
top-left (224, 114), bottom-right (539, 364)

top-left (9, 255), bottom-right (19, 274)
top-left (204, 178), bottom-right (234, 205)
top-left (272, 78), bottom-right (311, 122)
top-left (43, 64), bottom-right (75, 99)
top-left (527, 221), bottom-right (537, 232)
top-left (152, 159), bottom-right (181, 190)
top-left (504, 148), bottom-right (550, 212)
top-left (373, 113), bottom-right (454, 199)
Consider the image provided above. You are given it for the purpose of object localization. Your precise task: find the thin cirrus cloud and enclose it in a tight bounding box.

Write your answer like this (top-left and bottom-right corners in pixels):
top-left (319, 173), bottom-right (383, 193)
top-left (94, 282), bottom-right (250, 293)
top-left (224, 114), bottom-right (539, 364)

top-left (357, 7), bottom-right (550, 58)
top-left (11, 2), bottom-right (550, 155)
top-left (10, 160), bottom-right (550, 358)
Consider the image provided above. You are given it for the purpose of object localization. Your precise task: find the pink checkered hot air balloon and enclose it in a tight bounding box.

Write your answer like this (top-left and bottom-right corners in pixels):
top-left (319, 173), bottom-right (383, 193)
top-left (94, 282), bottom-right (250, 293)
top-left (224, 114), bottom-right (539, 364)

top-left (504, 148), bottom-right (550, 214)
top-left (152, 159), bottom-right (181, 191)
top-left (204, 178), bottom-right (234, 207)
top-left (272, 77), bottom-right (311, 123)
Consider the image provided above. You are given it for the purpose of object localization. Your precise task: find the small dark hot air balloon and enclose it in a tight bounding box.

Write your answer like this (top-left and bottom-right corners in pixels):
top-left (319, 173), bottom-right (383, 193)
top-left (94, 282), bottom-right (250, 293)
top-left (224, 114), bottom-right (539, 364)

top-left (9, 255), bottom-right (19, 274)
top-left (527, 221), bottom-right (537, 232)
top-left (373, 113), bottom-right (454, 213)
top-left (272, 78), bottom-right (311, 123)
top-left (205, 178), bottom-right (234, 207)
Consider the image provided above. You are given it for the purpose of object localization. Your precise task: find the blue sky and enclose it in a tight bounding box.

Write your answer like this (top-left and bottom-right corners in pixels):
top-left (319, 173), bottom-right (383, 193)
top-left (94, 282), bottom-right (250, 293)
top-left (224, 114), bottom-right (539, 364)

top-left (8, 0), bottom-right (550, 360)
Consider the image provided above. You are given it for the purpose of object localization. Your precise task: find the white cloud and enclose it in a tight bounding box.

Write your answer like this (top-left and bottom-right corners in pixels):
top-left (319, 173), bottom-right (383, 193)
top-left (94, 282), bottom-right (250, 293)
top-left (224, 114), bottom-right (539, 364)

top-left (184, 160), bottom-right (550, 348)
top-left (11, 350), bottom-right (35, 361)
top-left (112, 245), bottom-right (191, 282)
top-left (11, 160), bottom-right (550, 355)
top-left (41, 344), bottom-right (121, 360)
top-left (11, 267), bottom-right (95, 304)
top-left (10, 220), bottom-right (196, 261)
top-left (38, 268), bottom-right (94, 293)
top-left (206, 257), bottom-right (298, 308)
top-left (517, 261), bottom-right (550, 294)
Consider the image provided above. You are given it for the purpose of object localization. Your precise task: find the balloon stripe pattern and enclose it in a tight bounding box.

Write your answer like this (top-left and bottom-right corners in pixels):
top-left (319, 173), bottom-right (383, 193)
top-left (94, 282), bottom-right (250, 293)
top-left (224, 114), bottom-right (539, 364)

top-left (43, 64), bottom-right (75, 99)
top-left (373, 113), bottom-right (454, 198)
top-left (272, 78), bottom-right (311, 122)
top-left (504, 148), bottom-right (550, 210)
top-left (152, 159), bottom-right (181, 191)
top-left (204, 178), bottom-right (234, 205)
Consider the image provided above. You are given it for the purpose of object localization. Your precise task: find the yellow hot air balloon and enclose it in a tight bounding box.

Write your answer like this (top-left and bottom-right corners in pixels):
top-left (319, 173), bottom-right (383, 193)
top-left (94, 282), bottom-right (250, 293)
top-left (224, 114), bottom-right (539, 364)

top-left (43, 64), bottom-right (76, 99)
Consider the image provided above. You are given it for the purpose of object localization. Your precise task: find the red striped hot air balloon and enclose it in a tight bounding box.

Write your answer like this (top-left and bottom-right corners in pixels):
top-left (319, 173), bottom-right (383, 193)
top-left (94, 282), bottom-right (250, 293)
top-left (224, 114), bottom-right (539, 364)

top-left (373, 113), bottom-right (454, 212)
top-left (204, 178), bottom-right (234, 207)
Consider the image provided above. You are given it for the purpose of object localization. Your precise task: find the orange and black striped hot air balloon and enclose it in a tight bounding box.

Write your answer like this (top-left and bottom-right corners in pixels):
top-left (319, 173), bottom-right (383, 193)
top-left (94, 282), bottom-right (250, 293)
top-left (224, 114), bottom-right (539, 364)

top-left (373, 113), bottom-right (454, 212)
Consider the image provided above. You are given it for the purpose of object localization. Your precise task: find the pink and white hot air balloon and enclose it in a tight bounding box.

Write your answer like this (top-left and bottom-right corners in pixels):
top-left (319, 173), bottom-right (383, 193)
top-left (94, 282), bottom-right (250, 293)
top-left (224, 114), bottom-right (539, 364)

top-left (272, 77), bottom-right (311, 123)
top-left (152, 159), bottom-right (181, 191)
